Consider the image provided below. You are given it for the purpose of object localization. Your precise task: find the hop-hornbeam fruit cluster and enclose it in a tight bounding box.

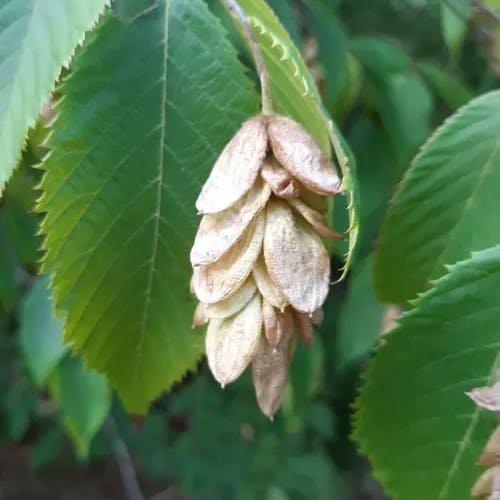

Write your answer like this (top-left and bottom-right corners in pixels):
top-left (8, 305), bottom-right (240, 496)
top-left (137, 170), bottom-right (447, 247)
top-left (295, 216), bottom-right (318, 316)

top-left (468, 381), bottom-right (500, 499)
top-left (190, 114), bottom-right (341, 418)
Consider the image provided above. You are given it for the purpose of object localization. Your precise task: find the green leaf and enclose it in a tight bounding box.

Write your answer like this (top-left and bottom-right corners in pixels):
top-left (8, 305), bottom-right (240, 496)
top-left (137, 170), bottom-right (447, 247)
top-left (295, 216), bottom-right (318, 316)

top-left (236, 0), bottom-right (360, 272)
top-left (265, 0), bottom-right (302, 47)
top-left (355, 246), bottom-right (500, 500)
top-left (0, 0), bottom-right (110, 193)
top-left (307, 1), bottom-right (349, 108)
top-left (418, 61), bottom-right (473, 110)
top-left (38, 0), bottom-right (259, 413)
top-left (375, 91), bottom-right (500, 303)
top-left (352, 36), bottom-right (433, 162)
top-left (19, 276), bottom-right (67, 385)
top-left (440, 2), bottom-right (469, 60)
top-left (48, 355), bottom-right (111, 458)
top-left (0, 218), bottom-right (21, 311)
top-left (336, 256), bottom-right (385, 370)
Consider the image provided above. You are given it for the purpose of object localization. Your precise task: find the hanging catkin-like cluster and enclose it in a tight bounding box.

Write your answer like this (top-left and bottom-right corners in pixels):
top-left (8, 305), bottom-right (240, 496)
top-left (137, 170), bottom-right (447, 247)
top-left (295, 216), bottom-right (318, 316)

top-left (468, 381), bottom-right (500, 499)
top-left (190, 114), bottom-right (341, 418)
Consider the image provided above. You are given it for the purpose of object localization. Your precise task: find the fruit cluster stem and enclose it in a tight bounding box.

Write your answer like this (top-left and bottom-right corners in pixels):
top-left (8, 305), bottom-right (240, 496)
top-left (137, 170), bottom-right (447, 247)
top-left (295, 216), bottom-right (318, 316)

top-left (220, 0), bottom-right (273, 115)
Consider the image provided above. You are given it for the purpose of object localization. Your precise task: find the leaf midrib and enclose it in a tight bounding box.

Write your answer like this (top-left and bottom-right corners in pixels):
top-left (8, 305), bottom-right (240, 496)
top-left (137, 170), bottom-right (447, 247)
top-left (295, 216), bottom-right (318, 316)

top-left (133, 0), bottom-right (170, 397)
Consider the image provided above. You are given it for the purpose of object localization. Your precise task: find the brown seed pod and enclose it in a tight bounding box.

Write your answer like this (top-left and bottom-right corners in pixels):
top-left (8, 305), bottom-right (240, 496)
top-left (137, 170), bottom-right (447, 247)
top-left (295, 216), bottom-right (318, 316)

top-left (480, 427), bottom-right (500, 467)
top-left (252, 332), bottom-right (290, 419)
top-left (311, 307), bottom-right (324, 326)
top-left (264, 200), bottom-right (330, 314)
top-left (206, 294), bottom-right (263, 386)
top-left (192, 214), bottom-right (265, 304)
top-left (191, 177), bottom-right (271, 266)
top-left (205, 278), bottom-right (257, 320)
top-left (196, 116), bottom-right (268, 214)
top-left (192, 302), bottom-right (208, 327)
top-left (467, 381), bottom-right (500, 412)
top-left (260, 157), bottom-right (300, 199)
top-left (262, 301), bottom-right (294, 348)
top-left (288, 198), bottom-right (342, 240)
top-left (471, 466), bottom-right (500, 496)
top-left (294, 311), bottom-right (314, 346)
top-left (268, 115), bottom-right (341, 195)
top-left (252, 254), bottom-right (288, 311)
top-left (299, 185), bottom-right (327, 214)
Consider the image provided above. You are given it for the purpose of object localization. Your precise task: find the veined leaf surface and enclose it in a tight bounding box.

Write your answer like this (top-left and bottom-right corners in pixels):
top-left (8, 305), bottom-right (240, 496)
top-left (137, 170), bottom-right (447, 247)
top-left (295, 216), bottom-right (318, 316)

top-left (38, 0), bottom-right (258, 413)
top-left (375, 91), bottom-right (500, 303)
top-left (355, 246), bottom-right (500, 500)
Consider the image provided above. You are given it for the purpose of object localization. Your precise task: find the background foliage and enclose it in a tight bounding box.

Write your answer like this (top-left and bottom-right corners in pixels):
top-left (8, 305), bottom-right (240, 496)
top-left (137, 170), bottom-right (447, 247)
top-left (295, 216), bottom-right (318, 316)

top-left (0, 0), bottom-right (499, 498)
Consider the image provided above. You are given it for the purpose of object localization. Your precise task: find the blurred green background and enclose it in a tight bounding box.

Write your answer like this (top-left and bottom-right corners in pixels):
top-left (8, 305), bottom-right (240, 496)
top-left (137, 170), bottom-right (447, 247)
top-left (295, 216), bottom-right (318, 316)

top-left (0, 0), bottom-right (498, 498)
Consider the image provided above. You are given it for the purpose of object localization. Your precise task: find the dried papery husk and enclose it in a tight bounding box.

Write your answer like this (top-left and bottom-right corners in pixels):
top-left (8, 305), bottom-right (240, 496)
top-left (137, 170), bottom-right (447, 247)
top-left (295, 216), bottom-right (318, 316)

top-left (252, 254), bottom-right (288, 311)
top-left (300, 185), bottom-right (327, 214)
top-left (268, 115), bottom-right (340, 195)
top-left (192, 302), bottom-right (209, 327)
top-left (260, 157), bottom-right (300, 199)
top-left (467, 381), bottom-right (500, 412)
top-left (206, 294), bottom-right (262, 386)
top-left (294, 311), bottom-right (314, 346)
top-left (311, 307), bottom-right (324, 326)
top-left (472, 466), bottom-right (500, 496)
top-left (287, 333), bottom-right (297, 363)
top-left (252, 332), bottom-right (291, 419)
top-left (196, 116), bottom-right (268, 214)
top-left (193, 214), bottom-right (265, 304)
top-left (480, 426), bottom-right (500, 467)
top-left (191, 178), bottom-right (271, 266)
top-left (262, 300), bottom-right (293, 348)
top-left (205, 278), bottom-right (257, 319)
top-left (264, 200), bottom-right (330, 314)
top-left (289, 198), bottom-right (342, 240)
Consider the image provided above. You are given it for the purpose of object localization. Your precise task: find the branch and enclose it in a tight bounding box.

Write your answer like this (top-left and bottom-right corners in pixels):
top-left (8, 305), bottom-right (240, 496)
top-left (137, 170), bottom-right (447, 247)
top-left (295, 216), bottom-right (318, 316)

top-left (219, 0), bottom-right (273, 115)
top-left (105, 418), bottom-right (145, 500)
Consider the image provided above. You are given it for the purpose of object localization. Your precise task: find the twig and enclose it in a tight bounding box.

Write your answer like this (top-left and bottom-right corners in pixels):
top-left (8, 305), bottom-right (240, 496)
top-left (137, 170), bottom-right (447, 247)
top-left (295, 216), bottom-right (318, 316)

top-left (105, 418), bottom-right (145, 500)
top-left (219, 0), bottom-right (273, 115)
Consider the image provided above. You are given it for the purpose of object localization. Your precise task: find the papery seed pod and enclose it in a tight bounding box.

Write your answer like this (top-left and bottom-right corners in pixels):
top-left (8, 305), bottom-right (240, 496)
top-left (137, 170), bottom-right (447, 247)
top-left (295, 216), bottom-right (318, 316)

top-left (268, 115), bottom-right (341, 195)
top-left (480, 427), bottom-right (500, 467)
top-left (192, 214), bottom-right (265, 304)
top-left (196, 117), bottom-right (268, 214)
top-left (471, 466), bottom-right (500, 496)
top-left (289, 198), bottom-right (342, 240)
top-left (260, 157), bottom-right (301, 199)
top-left (192, 302), bottom-right (208, 327)
top-left (311, 307), bottom-right (324, 326)
top-left (262, 300), bottom-right (293, 348)
top-left (300, 185), bottom-right (327, 214)
top-left (206, 278), bottom-right (257, 319)
top-left (206, 294), bottom-right (263, 386)
top-left (252, 332), bottom-right (290, 419)
top-left (294, 311), bottom-right (314, 346)
top-left (252, 254), bottom-right (288, 311)
top-left (191, 178), bottom-right (271, 266)
top-left (264, 200), bottom-right (330, 314)
top-left (467, 381), bottom-right (500, 412)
